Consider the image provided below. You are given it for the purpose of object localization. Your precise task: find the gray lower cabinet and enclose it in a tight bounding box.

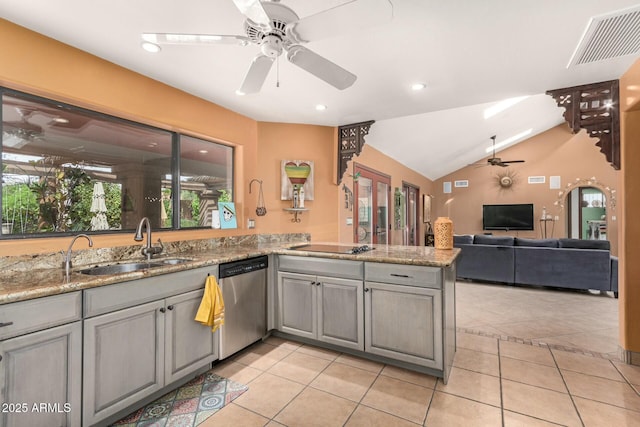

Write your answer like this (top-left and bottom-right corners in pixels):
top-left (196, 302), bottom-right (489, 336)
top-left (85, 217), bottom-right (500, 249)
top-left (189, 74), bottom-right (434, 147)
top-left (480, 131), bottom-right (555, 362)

top-left (83, 300), bottom-right (165, 426)
top-left (165, 290), bottom-right (218, 384)
top-left (364, 281), bottom-right (443, 369)
top-left (278, 271), bottom-right (364, 351)
top-left (0, 291), bottom-right (82, 427)
top-left (0, 321), bottom-right (82, 427)
top-left (82, 267), bottom-right (218, 426)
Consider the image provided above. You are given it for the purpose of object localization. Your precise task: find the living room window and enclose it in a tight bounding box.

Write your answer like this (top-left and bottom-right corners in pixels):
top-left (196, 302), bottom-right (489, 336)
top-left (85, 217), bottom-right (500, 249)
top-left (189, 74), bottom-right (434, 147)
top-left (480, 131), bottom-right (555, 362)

top-left (0, 89), bottom-right (233, 237)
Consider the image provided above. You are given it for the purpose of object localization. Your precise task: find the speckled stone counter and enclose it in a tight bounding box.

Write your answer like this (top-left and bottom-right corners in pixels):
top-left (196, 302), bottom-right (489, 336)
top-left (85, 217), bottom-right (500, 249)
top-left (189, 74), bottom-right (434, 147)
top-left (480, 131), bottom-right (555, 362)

top-left (0, 236), bottom-right (459, 305)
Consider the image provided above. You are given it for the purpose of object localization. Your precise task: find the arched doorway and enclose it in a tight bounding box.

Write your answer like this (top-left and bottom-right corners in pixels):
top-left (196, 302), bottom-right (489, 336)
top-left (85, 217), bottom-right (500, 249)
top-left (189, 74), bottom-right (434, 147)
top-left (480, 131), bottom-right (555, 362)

top-left (566, 186), bottom-right (607, 240)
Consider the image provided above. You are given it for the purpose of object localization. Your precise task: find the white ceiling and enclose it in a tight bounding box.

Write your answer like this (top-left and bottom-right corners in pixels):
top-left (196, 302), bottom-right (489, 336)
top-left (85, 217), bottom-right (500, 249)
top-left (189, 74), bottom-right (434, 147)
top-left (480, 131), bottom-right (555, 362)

top-left (1, 0), bottom-right (639, 180)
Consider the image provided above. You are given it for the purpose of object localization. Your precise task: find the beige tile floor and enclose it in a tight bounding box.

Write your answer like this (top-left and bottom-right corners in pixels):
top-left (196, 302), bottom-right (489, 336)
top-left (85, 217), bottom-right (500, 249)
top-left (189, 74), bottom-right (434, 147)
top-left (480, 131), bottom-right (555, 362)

top-left (201, 281), bottom-right (638, 426)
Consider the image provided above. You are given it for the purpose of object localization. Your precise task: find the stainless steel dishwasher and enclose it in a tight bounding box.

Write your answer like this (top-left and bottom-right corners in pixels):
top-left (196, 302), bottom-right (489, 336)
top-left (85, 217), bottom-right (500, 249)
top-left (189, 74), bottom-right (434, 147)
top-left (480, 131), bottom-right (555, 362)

top-left (218, 255), bottom-right (268, 359)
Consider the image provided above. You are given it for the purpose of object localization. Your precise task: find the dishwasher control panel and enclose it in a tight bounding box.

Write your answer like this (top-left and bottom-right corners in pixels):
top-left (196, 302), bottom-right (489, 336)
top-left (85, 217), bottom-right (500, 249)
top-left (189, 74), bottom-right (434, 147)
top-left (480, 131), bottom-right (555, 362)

top-left (219, 255), bottom-right (268, 278)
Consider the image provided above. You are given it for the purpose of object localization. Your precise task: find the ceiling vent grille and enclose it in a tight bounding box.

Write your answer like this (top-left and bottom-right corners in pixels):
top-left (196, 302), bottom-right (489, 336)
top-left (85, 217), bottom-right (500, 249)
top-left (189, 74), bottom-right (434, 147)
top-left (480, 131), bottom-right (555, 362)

top-left (568, 5), bottom-right (640, 67)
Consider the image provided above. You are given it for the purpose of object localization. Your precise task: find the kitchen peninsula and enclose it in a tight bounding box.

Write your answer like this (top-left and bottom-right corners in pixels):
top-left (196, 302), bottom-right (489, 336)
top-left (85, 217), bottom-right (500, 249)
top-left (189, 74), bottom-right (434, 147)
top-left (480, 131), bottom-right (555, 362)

top-left (0, 236), bottom-right (458, 427)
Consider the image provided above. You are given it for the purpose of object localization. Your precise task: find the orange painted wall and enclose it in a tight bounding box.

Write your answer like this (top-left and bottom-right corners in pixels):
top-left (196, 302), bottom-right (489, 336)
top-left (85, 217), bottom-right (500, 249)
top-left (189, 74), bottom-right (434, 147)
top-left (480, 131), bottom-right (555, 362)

top-left (619, 58), bottom-right (640, 352)
top-left (0, 18), bottom-right (258, 255)
top-left (0, 19), bottom-right (430, 256)
top-left (339, 145), bottom-right (434, 245)
top-left (254, 122), bottom-right (339, 242)
top-left (432, 125), bottom-right (620, 255)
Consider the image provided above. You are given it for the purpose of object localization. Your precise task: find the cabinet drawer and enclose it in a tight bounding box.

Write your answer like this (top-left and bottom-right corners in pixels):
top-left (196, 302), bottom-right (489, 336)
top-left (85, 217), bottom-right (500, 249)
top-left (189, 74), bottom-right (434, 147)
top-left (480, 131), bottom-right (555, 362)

top-left (0, 291), bottom-right (82, 340)
top-left (365, 262), bottom-right (441, 288)
top-left (278, 255), bottom-right (363, 280)
top-left (84, 266), bottom-right (216, 317)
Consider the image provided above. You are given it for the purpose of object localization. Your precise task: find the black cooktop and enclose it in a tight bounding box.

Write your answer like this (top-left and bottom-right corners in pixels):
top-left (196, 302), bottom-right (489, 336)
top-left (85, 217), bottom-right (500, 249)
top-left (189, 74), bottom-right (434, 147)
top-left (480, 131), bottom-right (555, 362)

top-left (290, 244), bottom-right (373, 254)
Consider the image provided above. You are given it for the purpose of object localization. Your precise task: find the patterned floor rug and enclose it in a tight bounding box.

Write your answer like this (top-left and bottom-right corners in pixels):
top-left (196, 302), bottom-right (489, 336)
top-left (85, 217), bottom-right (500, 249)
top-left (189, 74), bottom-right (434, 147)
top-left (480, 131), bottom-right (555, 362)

top-left (111, 371), bottom-right (248, 427)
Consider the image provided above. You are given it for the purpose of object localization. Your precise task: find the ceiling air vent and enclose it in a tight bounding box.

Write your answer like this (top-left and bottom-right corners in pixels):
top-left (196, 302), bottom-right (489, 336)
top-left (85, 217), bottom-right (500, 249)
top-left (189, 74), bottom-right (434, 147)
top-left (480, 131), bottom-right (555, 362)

top-left (568, 5), bottom-right (640, 67)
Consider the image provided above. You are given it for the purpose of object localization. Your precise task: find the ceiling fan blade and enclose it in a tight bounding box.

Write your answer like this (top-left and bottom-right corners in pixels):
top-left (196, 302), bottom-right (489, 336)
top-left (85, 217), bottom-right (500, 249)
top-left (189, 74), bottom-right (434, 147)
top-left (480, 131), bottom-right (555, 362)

top-left (238, 54), bottom-right (275, 94)
top-left (142, 33), bottom-right (250, 46)
top-left (231, 0), bottom-right (272, 32)
top-left (286, 0), bottom-right (393, 43)
top-left (286, 45), bottom-right (356, 90)
top-left (501, 160), bottom-right (525, 164)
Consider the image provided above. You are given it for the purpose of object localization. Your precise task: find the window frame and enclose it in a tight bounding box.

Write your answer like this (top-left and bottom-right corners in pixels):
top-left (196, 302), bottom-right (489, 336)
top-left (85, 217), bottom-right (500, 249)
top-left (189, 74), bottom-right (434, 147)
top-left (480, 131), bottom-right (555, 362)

top-left (0, 87), bottom-right (234, 238)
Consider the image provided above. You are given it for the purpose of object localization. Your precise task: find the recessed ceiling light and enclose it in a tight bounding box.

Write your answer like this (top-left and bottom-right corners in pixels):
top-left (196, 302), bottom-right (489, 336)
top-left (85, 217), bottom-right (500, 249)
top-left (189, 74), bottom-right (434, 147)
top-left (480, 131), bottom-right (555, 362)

top-left (52, 117), bottom-right (69, 124)
top-left (315, 104), bottom-right (327, 111)
top-left (199, 150), bottom-right (208, 154)
top-left (141, 41), bottom-right (161, 53)
top-left (235, 90), bottom-right (246, 96)
top-left (411, 83), bottom-right (427, 91)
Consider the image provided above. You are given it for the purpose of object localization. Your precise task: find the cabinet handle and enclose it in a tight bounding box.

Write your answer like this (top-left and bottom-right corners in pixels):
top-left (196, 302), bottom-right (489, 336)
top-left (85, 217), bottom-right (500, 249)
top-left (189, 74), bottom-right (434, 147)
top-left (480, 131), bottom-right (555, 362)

top-left (390, 273), bottom-right (411, 278)
top-left (316, 282), bottom-right (321, 286)
top-left (0, 355), bottom-right (2, 362)
top-left (167, 305), bottom-right (174, 311)
top-left (159, 308), bottom-right (166, 313)
top-left (364, 288), bottom-right (370, 292)
top-left (0, 321), bottom-right (14, 328)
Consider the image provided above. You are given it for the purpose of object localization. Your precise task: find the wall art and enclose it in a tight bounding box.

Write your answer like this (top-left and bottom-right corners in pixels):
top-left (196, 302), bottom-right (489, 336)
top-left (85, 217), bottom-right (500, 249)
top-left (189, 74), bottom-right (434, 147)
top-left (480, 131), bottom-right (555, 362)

top-left (281, 160), bottom-right (314, 200)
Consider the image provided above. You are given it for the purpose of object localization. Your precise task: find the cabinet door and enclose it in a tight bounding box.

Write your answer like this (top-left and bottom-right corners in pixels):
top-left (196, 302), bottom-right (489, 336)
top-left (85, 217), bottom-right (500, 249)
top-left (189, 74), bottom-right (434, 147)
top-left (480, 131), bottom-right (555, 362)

top-left (365, 282), bottom-right (442, 369)
top-left (277, 271), bottom-right (316, 339)
top-left (83, 300), bottom-right (164, 426)
top-left (165, 290), bottom-right (218, 384)
top-left (0, 322), bottom-right (81, 427)
top-left (317, 276), bottom-right (364, 351)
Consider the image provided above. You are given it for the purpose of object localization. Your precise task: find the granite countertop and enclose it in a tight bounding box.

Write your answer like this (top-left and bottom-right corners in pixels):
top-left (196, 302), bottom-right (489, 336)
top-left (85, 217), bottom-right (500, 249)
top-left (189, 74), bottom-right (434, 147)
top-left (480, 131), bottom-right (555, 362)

top-left (0, 242), bottom-right (459, 305)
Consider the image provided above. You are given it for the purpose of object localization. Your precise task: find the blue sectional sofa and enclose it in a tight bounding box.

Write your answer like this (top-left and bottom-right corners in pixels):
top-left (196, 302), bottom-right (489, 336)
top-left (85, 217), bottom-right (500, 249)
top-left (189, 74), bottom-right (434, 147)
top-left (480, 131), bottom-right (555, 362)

top-left (454, 234), bottom-right (618, 295)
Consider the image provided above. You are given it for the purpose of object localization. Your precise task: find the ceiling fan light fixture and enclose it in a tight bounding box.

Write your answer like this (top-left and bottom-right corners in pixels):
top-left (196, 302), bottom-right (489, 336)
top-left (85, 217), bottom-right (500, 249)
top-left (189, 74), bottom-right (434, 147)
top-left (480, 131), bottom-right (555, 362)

top-left (411, 82), bottom-right (427, 91)
top-left (141, 41), bottom-right (161, 53)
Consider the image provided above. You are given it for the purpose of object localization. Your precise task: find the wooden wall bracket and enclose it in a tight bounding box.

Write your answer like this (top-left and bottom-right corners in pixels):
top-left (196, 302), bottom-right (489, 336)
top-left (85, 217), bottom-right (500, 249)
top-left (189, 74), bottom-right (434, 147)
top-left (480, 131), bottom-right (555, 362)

top-left (546, 80), bottom-right (620, 170)
top-left (337, 120), bottom-right (375, 183)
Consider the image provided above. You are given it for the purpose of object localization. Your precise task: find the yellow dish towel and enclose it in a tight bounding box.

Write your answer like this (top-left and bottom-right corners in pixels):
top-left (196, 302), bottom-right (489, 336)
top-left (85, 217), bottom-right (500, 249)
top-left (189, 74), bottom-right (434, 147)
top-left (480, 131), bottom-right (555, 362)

top-left (195, 275), bottom-right (225, 332)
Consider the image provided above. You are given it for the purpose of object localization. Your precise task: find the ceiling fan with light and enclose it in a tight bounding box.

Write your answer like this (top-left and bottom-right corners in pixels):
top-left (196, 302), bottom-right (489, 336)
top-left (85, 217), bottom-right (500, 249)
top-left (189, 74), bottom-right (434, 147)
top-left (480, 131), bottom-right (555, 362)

top-left (141, 0), bottom-right (393, 94)
top-left (474, 135), bottom-right (526, 167)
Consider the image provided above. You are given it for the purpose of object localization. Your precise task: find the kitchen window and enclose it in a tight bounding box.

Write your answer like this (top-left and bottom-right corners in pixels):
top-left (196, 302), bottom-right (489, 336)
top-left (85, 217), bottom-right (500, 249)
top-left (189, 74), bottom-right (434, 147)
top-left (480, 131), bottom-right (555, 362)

top-left (0, 89), bottom-right (233, 237)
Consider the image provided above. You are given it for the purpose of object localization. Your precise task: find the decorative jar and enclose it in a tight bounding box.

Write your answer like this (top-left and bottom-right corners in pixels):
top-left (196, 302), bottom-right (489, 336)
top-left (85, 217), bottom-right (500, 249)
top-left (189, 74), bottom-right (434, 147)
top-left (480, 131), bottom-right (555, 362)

top-left (434, 217), bottom-right (453, 249)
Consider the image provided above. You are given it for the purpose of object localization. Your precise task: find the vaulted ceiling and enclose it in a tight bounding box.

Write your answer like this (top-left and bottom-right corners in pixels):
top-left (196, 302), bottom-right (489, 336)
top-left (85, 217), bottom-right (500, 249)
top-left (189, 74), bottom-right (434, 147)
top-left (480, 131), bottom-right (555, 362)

top-left (1, 0), bottom-right (639, 179)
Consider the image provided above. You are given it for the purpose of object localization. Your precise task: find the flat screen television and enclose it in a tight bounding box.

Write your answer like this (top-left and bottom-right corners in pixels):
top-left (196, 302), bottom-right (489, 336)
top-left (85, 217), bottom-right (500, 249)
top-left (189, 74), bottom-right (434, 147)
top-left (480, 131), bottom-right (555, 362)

top-left (483, 203), bottom-right (534, 231)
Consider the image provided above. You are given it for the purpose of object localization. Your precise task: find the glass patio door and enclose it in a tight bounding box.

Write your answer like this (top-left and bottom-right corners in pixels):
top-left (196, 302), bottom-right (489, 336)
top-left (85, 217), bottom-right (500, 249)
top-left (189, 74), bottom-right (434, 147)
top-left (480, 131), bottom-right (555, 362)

top-left (403, 183), bottom-right (419, 246)
top-left (354, 165), bottom-right (390, 244)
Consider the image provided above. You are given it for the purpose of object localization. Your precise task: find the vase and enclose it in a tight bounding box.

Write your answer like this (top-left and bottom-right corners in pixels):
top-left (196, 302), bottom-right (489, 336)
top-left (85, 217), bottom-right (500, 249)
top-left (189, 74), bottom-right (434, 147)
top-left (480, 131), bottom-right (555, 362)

top-left (434, 217), bottom-right (453, 249)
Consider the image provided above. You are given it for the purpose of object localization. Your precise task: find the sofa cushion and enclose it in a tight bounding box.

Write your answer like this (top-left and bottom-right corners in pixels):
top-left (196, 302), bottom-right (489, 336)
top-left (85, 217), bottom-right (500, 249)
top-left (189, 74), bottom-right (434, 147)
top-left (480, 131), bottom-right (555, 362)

top-left (454, 234), bottom-right (473, 245)
top-left (558, 238), bottom-right (610, 250)
top-left (515, 238), bottom-right (558, 248)
top-left (473, 235), bottom-right (515, 246)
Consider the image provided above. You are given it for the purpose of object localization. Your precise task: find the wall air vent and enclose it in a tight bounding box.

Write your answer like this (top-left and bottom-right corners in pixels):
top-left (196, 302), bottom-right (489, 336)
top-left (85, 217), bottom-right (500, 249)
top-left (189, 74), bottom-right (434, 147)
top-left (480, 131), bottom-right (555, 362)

top-left (568, 5), bottom-right (640, 67)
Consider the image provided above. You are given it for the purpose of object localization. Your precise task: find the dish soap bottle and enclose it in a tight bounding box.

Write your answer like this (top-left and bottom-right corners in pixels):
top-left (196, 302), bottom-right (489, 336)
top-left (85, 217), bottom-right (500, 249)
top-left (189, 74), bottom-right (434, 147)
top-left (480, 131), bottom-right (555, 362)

top-left (298, 185), bottom-right (305, 208)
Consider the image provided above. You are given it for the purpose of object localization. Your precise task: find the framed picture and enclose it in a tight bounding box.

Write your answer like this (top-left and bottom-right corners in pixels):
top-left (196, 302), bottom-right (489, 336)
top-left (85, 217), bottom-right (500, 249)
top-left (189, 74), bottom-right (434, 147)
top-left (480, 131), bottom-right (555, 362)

top-left (423, 194), bottom-right (432, 223)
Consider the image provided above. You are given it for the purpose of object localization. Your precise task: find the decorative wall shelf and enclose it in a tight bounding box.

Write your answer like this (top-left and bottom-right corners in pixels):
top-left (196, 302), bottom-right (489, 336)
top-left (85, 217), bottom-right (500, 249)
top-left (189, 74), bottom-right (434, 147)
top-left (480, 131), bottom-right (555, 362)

top-left (546, 80), bottom-right (620, 170)
top-left (337, 121), bottom-right (375, 183)
top-left (283, 208), bottom-right (308, 223)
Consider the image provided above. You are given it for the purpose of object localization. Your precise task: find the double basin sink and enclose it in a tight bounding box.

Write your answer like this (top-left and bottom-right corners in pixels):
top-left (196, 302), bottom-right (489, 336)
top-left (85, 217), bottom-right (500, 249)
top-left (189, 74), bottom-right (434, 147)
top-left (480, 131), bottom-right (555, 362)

top-left (79, 258), bottom-right (192, 276)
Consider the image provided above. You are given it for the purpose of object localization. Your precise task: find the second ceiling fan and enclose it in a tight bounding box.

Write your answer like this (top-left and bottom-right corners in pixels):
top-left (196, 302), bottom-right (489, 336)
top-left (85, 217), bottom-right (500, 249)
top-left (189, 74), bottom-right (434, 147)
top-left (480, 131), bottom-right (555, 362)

top-left (476, 135), bottom-right (526, 167)
top-left (142, 0), bottom-right (393, 94)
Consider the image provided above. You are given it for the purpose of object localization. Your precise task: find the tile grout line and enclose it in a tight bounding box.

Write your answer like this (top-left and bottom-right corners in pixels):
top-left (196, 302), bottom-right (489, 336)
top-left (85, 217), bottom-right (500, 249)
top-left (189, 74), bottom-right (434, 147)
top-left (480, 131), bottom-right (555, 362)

top-left (457, 326), bottom-right (617, 360)
top-left (549, 347), bottom-right (587, 427)
top-left (497, 339), bottom-right (506, 427)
